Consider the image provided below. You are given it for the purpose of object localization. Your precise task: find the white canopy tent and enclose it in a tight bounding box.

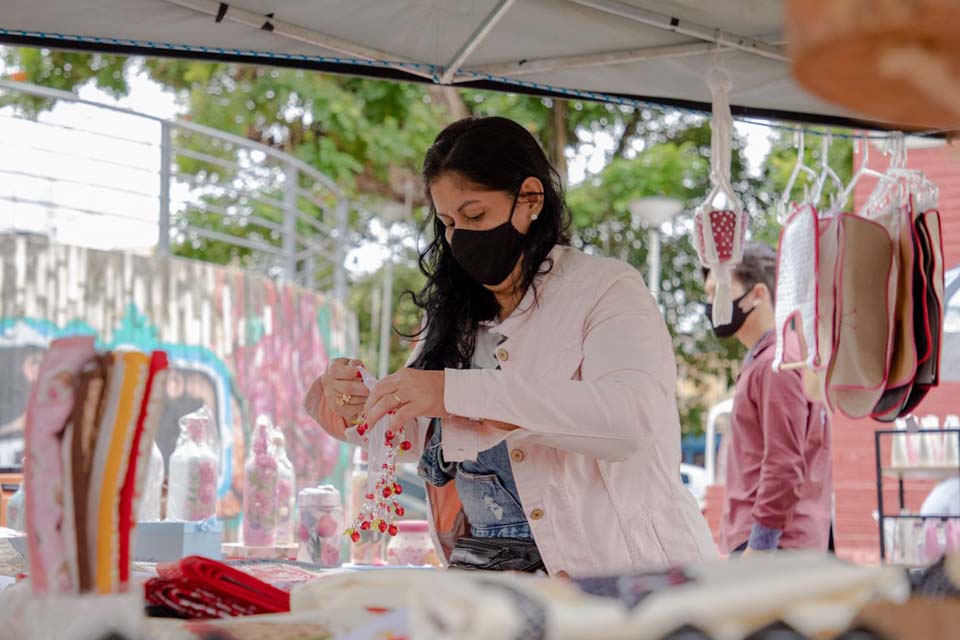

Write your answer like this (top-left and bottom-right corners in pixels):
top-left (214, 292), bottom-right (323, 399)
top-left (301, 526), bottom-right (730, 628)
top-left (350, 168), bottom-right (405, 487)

top-left (0, 0), bottom-right (901, 129)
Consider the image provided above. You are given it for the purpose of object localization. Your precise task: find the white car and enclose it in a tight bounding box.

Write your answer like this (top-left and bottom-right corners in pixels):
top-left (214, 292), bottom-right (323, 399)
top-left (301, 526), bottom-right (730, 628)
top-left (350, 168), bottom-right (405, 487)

top-left (680, 463), bottom-right (709, 510)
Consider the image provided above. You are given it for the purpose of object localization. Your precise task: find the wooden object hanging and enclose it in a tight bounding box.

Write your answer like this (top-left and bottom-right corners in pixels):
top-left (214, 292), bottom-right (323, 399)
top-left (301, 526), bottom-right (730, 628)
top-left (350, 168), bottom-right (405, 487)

top-left (787, 0), bottom-right (960, 128)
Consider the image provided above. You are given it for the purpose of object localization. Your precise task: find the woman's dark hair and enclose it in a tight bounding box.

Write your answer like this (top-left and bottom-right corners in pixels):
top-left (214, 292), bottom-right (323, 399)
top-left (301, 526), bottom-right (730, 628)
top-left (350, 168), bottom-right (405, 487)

top-left (406, 116), bottom-right (571, 371)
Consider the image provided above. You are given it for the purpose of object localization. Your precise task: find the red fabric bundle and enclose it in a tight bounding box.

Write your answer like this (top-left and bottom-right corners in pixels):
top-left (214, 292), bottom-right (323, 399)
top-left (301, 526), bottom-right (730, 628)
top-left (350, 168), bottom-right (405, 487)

top-left (146, 556), bottom-right (290, 619)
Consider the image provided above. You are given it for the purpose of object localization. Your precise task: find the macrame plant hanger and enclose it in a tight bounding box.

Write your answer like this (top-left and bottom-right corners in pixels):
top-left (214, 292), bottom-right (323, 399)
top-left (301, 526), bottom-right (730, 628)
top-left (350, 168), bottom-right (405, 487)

top-left (694, 63), bottom-right (749, 326)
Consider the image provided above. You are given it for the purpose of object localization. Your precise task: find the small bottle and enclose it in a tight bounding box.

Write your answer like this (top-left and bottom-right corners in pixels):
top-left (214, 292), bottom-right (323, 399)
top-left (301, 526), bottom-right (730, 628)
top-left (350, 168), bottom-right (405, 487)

top-left (387, 520), bottom-right (439, 567)
top-left (243, 415), bottom-right (279, 546)
top-left (138, 441), bottom-right (165, 521)
top-left (348, 447), bottom-right (386, 565)
top-left (296, 485), bottom-right (343, 567)
top-left (271, 430), bottom-right (296, 546)
top-left (5, 459), bottom-right (25, 532)
top-left (167, 407), bottom-right (220, 522)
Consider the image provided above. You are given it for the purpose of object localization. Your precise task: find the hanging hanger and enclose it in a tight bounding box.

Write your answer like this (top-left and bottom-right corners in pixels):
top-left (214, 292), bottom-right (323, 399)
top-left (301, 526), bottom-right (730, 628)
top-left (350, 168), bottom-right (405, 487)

top-left (829, 137), bottom-right (899, 217)
top-left (777, 130), bottom-right (818, 223)
top-left (811, 132), bottom-right (845, 212)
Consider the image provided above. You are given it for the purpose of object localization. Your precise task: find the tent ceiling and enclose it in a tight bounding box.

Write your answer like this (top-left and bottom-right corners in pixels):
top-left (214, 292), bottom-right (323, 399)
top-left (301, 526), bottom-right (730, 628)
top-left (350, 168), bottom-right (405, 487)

top-left (0, 0), bottom-right (896, 129)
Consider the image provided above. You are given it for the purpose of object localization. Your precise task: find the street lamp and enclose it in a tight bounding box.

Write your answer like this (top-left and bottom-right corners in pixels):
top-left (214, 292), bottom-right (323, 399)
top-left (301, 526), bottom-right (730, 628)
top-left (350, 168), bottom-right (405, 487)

top-left (375, 183), bottom-right (413, 378)
top-left (628, 196), bottom-right (683, 299)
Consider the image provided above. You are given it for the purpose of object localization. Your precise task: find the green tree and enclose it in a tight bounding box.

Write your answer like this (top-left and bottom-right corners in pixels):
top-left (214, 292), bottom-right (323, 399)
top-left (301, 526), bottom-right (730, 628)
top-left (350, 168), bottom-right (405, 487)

top-left (3, 46), bottom-right (814, 436)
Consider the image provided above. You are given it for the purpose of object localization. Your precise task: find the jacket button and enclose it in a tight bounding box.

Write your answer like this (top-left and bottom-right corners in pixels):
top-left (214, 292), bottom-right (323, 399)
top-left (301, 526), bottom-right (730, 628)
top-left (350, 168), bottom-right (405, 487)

top-left (529, 508), bottom-right (544, 521)
top-left (555, 570), bottom-right (569, 579)
top-left (510, 448), bottom-right (525, 462)
top-left (496, 348), bottom-right (509, 362)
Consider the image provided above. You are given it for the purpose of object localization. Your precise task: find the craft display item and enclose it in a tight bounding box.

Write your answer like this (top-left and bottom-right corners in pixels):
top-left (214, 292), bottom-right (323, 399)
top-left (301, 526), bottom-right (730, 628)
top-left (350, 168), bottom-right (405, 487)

top-left (138, 441), bottom-right (165, 521)
top-left (271, 430), bottom-right (296, 546)
top-left (243, 415), bottom-right (280, 547)
top-left (386, 520), bottom-right (440, 567)
top-left (693, 65), bottom-right (748, 326)
top-left (296, 485), bottom-right (344, 568)
top-left (21, 338), bottom-right (169, 597)
top-left (166, 406), bottom-right (220, 523)
top-left (347, 447), bottom-right (387, 566)
top-left (5, 471), bottom-right (25, 533)
top-left (344, 368), bottom-right (411, 546)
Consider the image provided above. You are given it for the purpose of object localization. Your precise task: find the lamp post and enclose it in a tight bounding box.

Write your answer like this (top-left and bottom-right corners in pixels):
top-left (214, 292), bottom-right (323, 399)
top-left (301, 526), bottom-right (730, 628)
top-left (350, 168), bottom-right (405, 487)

top-left (628, 196), bottom-right (683, 299)
top-left (376, 183), bottom-right (414, 378)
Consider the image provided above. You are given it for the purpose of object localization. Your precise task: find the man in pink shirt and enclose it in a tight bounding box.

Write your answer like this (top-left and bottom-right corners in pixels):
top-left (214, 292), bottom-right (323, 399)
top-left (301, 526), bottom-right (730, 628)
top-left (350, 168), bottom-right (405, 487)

top-left (704, 243), bottom-right (833, 554)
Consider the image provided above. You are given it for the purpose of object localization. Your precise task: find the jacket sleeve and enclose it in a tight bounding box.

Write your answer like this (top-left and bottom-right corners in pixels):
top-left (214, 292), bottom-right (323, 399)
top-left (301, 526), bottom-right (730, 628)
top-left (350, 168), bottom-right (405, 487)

top-left (442, 268), bottom-right (677, 462)
top-left (751, 365), bottom-right (811, 531)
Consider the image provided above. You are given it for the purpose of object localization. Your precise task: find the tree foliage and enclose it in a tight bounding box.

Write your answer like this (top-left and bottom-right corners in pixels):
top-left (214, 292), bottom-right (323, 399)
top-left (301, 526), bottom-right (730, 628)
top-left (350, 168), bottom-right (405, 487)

top-left (1, 46), bottom-right (848, 435)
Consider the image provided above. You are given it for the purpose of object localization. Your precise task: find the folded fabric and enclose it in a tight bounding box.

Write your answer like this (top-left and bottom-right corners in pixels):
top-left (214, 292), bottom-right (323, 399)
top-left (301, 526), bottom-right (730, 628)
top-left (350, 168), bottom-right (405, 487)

top-left (148, 556), bottom-right (291, 618)
top-left (24, 335), bottom-right (97, 595)
top-left (89, 350), bottom-right (151, 594)
top-left (872, 207), bottom-right (919, 421)
top-left (291, 555), bottom-right (909, 640)
top-left (902, 209), bottom-right (944, 414)
top-left (774, 203), bottom-right (822, 371)
top-left (825, 213), bottom-right (896, 418)
top-left (118, 351), bottom-right (169, 586)
top-left (71, 354), bottom-right (110, 591)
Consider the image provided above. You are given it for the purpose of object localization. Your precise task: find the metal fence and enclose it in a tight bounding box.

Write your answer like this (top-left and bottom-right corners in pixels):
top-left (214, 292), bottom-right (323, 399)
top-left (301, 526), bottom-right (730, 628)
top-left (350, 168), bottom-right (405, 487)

top-left (0, 79), bottom-right (353, 302)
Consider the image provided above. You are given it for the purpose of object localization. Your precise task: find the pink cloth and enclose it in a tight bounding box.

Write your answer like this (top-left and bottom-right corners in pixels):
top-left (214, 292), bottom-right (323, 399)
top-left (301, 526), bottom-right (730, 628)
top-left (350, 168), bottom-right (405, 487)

top-left (720, 332), bottom-right (833, 553)
top-left (306, 246), bottom-right (717, 575)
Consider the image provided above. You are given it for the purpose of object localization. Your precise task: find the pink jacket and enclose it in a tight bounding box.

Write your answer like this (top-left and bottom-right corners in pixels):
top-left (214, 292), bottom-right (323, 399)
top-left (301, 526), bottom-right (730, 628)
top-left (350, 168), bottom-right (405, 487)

top-left (306, 246), bottom-right (717, 576)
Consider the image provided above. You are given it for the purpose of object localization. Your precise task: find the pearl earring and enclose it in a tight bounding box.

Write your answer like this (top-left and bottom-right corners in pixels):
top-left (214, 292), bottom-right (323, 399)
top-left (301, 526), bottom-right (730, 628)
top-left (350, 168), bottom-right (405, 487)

top-left (531, 214), bottom-right (539, 221)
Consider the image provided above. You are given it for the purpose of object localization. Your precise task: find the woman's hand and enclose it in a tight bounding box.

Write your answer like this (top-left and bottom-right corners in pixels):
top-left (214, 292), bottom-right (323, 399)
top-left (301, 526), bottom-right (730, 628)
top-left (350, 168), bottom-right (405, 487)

top-left (363, 368), bottom-right (447, 430)
top-left (318, 358), bottom-right (369, 423)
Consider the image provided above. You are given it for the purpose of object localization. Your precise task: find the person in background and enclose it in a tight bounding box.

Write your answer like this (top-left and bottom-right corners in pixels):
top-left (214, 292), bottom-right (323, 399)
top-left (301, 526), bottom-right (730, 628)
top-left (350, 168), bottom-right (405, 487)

top-left (704, 243), bottom-right (833, 555)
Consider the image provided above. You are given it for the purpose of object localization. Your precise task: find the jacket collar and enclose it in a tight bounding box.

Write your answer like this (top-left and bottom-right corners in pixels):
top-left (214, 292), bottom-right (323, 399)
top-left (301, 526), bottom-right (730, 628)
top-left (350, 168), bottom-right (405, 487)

top-left (484, 245), bottom-right (568, 339)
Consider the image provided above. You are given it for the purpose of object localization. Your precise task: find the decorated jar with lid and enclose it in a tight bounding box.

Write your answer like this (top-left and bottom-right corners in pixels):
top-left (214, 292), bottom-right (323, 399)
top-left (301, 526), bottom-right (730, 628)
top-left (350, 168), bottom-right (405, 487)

top-left (296, 485), bottom-right (343, 567)
top-left (242, 415), bottom-right (279, 546)
top-left (271, 430), bottom-right (296, 545)
top-left (166, 406), bottom-right (220, 522)
top-left (386, 520), bottom-right (440, 567)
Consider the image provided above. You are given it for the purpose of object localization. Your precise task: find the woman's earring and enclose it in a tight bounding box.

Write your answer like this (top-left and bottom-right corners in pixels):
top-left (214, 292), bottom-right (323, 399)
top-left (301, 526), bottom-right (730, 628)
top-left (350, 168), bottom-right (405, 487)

top-left (531, 214), bottom-right (539, 221)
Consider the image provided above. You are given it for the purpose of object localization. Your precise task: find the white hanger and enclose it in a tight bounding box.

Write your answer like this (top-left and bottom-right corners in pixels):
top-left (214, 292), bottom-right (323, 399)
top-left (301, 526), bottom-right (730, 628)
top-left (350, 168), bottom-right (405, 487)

top-left (829, 137), bottom-right (899, 217)
top-left (777, 130), bottom-right (818, 223)
top-left (811, 133), bottom-right (845, 212)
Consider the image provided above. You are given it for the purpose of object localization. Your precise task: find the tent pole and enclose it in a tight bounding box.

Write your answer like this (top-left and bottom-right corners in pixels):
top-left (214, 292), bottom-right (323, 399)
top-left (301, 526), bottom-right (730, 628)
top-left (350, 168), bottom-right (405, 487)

top-left (569, 0), bottom-right (787, 62)
top-left (161, 0), bottom-right (436, 80)
top-left (463, 42), bottom-right (718, 79)
top-left (439, 0), bottom-right (516, 84)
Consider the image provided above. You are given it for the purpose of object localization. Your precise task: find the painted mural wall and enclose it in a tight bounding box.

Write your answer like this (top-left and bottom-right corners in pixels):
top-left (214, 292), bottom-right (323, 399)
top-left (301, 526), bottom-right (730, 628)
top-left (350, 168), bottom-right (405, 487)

top-left (0, 233), bottom-right (358, 537)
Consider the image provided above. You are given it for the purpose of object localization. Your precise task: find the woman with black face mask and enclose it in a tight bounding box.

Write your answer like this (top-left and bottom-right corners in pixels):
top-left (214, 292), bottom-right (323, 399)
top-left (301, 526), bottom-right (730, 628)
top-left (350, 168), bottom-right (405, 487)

top-left (305, 116), bottom-right (715, 576)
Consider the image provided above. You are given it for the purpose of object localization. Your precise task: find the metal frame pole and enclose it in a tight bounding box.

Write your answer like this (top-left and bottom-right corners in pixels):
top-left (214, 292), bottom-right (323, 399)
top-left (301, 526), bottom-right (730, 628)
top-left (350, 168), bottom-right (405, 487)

top-left (158, 121), bottom-right (172, 255)
top-left (333, 199), bottom-right (349, 304)
top-left (283, 162), bottom-right (298, 281)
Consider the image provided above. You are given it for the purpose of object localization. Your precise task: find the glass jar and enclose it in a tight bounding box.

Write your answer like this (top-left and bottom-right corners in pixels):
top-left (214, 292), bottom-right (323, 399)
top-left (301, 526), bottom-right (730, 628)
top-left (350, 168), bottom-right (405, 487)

top-left (271, 431), bottom-right (296, 545)
top-left (347, 447), bottom-right (386, 565)
top-left (5, 479), bottom-right (24, 532)
top-left (167, 406), bottom-right (220, 522)
top-left (138, 441), bottom-right (164, 521)
top-left (242, 415), bottom-right (279, 546)
top-left (296, 485), bottom-right (343, 567)
top-left (386, 520), bottom-right (439, 567)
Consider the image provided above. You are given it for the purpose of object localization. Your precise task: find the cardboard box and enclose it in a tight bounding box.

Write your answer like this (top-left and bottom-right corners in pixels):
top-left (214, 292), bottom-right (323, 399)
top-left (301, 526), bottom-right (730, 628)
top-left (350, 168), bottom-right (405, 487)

top-left (134, 520), bottom-right (223, 562)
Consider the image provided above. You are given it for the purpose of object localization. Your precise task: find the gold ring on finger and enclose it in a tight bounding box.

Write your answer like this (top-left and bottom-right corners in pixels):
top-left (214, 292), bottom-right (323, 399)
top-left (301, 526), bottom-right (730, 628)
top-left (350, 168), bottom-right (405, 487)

top-left (336, 392), bottom-right (352, 407)
top-left (392, 392), bottom-right (402, 406)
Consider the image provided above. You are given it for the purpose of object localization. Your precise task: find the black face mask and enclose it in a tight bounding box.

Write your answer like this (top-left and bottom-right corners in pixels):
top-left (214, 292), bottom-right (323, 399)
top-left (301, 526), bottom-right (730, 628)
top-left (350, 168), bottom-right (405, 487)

top-left (449, 191), bottom-right (534, 286)
top-left (706, 290), bottom-right (755, 339)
